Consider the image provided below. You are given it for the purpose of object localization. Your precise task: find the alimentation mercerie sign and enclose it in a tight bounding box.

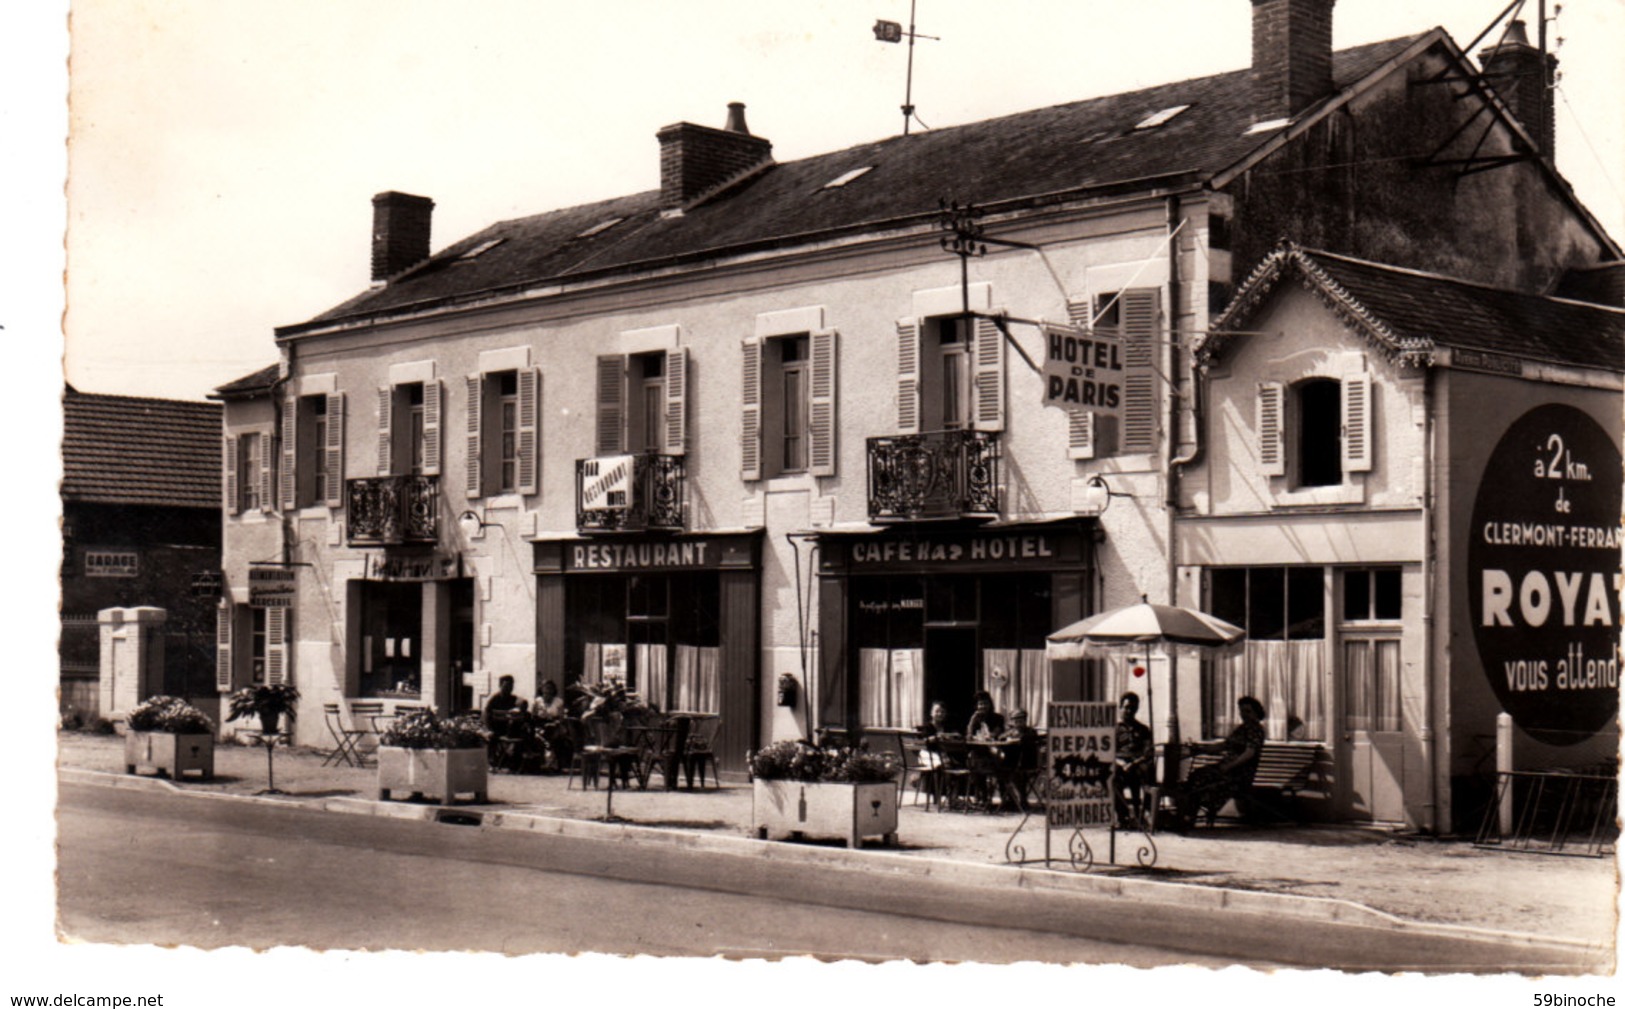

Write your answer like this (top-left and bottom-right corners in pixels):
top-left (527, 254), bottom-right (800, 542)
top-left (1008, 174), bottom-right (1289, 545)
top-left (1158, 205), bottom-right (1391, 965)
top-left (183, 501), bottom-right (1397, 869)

top-left (1468, 403), bottom-right (1622, 745)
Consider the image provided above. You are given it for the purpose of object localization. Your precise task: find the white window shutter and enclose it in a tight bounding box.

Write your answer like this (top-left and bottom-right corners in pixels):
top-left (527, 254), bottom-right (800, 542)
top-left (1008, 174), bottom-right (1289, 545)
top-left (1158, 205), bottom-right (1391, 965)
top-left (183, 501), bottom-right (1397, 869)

top-left (1342, 372), bottom-right (1373, 473)
top-left (596, 355), bottom-right (626, 456)
top-left (258, 426), bottom-right (275, 514)
top-left (376, 386), bottom-right (393, 476)
top-left (1065, 300), bottom-right (1096, 459)
top-left (324, 392), bottom-right (345, 508)
top-left (664, 347), bottom-right (688, 455)
top-left (464, 374), bottom-right (483, 499)
top-left (280, 394), bottom-right (298, 510)
top-left (1258, 381), bottom-right (1286, 477)
top-left (215, 604), bottom-right (234, 690)
top-left (972, 315), bottom-right (1005, 431)
top-left (740, 337), bottom-right (762, 481)
top-left (896, 318), bottom-right (921, 435)
top-left (421, 379), bottom-right (442, 476)
top-left (809, 328), bottom-right (838, 476)
top-left (223, 435), bottom-right (239, 516)
top-left (265, 605), bottom-right (288, 685)
top-left (518, 367), bottom-right (540, 495)
top-left (1120, 288), bottom-right (1160, 454)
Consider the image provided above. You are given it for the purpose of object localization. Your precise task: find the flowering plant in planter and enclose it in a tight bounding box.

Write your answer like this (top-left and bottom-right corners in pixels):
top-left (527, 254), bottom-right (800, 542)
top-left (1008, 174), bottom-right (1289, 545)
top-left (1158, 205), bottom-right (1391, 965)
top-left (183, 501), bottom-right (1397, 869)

top-left (126, 695), bottom-right (215, 735)
top-left (376, 707), bottom-right (490, 805)
top-left (749, 740), bottom-right (897, 784)
top-left (378, 707), bottom-right (489, 750)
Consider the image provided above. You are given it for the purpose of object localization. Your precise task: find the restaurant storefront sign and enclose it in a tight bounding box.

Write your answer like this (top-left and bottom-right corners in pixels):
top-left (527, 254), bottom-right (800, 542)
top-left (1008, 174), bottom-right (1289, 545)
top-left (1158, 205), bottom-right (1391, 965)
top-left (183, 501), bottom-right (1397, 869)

top-left (1468, 404), bottom-right (1622, 744)
top-left (1045, 701), bottom-right (1117, 828)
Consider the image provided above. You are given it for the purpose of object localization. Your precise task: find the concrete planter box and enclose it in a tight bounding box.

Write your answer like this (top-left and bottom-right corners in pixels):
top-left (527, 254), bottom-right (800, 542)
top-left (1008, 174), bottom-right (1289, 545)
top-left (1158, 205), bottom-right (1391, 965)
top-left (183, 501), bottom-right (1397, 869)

top-left (377, 745), bottom-right (488, 804)
top-left (124, 731), bottom-right (214, 780)
top-left (752, 779), bottom-right (898, 849)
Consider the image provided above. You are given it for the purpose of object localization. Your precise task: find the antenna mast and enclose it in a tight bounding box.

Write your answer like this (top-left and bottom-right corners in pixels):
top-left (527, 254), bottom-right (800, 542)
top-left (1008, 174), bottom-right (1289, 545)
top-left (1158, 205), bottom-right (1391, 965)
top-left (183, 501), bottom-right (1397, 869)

top-left (873, 2), bottom-right (939, 135)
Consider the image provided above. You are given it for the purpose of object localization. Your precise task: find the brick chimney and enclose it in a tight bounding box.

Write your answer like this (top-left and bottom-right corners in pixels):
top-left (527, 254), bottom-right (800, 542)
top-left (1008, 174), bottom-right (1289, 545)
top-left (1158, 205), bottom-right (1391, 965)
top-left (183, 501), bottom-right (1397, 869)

top-left (1251, 0), bottom-right (1337, 121)
top-left (1479, 20), bottom-right (1556, 159)
top-left (656, 102), bottom-right (773, 211)
top-left (371, 191), bottom-right (435, 283)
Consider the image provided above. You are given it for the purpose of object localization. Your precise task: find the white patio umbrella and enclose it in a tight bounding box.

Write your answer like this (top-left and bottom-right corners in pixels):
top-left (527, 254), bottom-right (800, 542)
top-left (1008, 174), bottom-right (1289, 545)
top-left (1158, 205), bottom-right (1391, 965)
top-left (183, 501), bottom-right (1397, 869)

top-left (1046, 596), bottom-right (1245, 790)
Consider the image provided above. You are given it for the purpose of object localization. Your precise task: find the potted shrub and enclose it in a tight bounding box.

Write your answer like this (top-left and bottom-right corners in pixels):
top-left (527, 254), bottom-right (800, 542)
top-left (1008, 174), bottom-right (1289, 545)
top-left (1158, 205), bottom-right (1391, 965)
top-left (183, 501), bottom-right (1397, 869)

top-left (227, 684), bottom-right (301, 793)
top-left (377, 707), bottom-right (490, 804)
top-left (124, 695), bottom-right (216, 780)
top-left (750, 739), bottom-right (900, 849)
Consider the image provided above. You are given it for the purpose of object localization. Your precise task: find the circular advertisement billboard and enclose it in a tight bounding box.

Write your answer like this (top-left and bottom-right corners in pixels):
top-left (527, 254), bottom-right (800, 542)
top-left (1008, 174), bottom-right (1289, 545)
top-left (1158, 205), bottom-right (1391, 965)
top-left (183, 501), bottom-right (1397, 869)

top-left (1467, 403), bottom-right (1621, 745)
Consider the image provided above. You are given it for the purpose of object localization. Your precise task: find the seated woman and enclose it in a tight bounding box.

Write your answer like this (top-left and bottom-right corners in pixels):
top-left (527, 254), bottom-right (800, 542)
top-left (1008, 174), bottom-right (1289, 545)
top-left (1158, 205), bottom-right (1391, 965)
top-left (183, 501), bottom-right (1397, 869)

top-left (1174, 695), bottom-right (1267, 830)
top-left (965, 690), bottom-right (1006, 740)
top-left (533, 680), bottom-right (570, 771)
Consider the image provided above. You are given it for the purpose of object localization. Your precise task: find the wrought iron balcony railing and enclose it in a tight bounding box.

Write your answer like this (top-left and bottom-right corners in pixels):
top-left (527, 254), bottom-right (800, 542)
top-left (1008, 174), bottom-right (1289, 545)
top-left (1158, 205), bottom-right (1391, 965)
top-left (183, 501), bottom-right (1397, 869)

top-left (867, 429), bottom-right (1001, 522)
top-left (346, 475), bottom-right (439, 546)
top-left (576, 452), bottom-right (686, 533)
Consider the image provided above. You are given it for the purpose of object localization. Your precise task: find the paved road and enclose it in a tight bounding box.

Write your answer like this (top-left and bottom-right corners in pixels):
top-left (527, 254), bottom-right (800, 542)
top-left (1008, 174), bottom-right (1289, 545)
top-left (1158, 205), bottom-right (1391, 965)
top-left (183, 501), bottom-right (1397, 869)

top-left (56, 782), bottom-right (1602, 971)
top-left (57, 783), bottom-right (1239, 965)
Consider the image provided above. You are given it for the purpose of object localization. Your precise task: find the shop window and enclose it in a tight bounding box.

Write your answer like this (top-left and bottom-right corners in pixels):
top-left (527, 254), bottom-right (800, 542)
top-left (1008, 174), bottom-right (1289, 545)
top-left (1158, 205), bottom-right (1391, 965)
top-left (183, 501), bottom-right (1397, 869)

top-left (1204, 566), bottom-right (1327, 740)
top-left (742, 330), bottom-right (838, 480)
top-left (250, 607), bottom-right (267, 684)
top-left (894, 313), bottom-right (1004, 435)
top-left (358, 582), bottom-right (422, 698)
top-left (596, 349), bottom-right (688, 457)
top-left (376, 380), bottom-right (441, 478)
top-left (283, 392), bottom-right (346, 509)
top-left (464, 368), bottom-right (539, 498)
top-left (1343, 568), bottom-right (1402, 622)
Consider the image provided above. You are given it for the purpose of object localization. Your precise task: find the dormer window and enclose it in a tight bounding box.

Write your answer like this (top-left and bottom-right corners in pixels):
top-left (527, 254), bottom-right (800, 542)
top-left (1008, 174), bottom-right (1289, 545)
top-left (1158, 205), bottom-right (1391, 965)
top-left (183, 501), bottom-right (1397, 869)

top-left (821, 166), bottom-right (874, 190)
top-left (576, 217), bottom-right (625, 239)
top-left (1134, 104), bottom-right (1191, 130)
top-left (457, 238), bottom-right (504, 260)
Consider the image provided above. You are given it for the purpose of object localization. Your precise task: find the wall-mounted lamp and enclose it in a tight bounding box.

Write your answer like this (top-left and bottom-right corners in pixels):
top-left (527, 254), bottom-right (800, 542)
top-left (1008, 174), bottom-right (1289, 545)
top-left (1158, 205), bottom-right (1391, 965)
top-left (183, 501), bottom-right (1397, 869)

top-left (458, 510), bottom-right (500, 540)
top-left (1078, 474), bottom-right (1135, 516)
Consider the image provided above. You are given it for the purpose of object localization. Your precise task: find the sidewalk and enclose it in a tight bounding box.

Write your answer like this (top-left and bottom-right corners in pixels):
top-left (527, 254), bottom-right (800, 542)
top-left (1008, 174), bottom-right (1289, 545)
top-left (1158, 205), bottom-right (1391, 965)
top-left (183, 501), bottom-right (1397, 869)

top-left (57, 731), bottom-right (1617, 950)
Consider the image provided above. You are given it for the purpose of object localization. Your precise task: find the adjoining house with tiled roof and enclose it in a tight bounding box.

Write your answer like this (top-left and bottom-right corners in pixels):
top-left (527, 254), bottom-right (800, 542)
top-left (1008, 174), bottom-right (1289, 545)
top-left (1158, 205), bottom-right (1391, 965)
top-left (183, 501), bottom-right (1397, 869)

top-left (217, 0), bottom-right (1619, 833)
top-left (1189, 242), bottom-right (1621, 831)
top-left (60, 386), bottom-right (223, 722)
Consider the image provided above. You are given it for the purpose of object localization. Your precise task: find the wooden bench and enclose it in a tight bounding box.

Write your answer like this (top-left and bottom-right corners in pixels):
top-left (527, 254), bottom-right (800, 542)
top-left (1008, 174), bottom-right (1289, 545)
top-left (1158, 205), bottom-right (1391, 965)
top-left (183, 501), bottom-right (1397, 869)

top-left (1185, 741), bottom-right (1329, 823)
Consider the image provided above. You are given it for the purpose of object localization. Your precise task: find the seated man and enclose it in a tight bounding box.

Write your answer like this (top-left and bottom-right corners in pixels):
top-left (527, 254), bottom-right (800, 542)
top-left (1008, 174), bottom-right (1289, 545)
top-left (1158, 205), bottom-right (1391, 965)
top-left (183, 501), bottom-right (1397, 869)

top-left (996, 708), bottom-right (1041, 809)
top-left (482, 675), bottom-right (530, 770)
top-left (1114, 691), bottom-right (1154, 829)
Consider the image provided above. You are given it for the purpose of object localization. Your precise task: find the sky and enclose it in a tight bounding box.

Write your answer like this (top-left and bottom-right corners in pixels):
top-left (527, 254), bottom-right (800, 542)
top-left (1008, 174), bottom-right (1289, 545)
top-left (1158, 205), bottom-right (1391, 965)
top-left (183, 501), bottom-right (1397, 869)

top-left (6, 0), bottom-right (1622, 1000)
top-left (55, 0), bottom-right (1625, 403)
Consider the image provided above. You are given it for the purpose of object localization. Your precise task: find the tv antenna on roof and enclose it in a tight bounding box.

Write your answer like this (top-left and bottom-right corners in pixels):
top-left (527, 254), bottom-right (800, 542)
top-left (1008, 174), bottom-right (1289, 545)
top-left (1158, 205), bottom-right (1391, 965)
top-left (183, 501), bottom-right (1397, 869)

top-left (873, 1), bottom-right (939, 135)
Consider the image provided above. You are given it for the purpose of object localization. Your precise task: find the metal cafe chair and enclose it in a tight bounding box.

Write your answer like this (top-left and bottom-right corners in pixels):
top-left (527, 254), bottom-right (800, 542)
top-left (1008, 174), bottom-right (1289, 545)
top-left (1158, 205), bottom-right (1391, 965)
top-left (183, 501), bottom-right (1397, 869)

top-left (322, 702), bottom-right (384, 768)
top-left (683, 716), bottom-right (722, 789)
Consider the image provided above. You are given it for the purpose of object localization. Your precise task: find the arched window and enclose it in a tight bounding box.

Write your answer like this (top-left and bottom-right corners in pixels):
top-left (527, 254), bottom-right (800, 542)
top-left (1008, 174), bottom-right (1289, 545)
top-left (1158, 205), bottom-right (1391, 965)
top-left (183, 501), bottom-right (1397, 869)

top-left (1296, 378), bottom-right (1342, 487)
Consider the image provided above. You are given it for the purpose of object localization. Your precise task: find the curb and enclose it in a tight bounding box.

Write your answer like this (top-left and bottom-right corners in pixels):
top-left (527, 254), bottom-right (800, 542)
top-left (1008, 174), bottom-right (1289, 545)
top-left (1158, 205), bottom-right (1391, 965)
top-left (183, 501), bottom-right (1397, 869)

top-left (61, 767), bottom-right (1605, 955)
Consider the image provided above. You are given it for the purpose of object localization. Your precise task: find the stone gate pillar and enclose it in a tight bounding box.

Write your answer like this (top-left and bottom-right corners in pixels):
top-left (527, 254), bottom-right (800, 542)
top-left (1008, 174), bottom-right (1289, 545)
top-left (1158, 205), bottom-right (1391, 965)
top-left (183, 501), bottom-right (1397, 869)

top-left (98, 606), bottom-right (167, 723)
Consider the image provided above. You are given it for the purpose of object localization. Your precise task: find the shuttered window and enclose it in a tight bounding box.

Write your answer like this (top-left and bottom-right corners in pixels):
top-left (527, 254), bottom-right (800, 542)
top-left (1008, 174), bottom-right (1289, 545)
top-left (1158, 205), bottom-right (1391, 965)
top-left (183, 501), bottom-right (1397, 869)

top-left (215, 603), bottom-right (234, 690)
top-left (895, 318), bottom-right (921, 435)
top-left (971, 315), bottom-right (1005, 431)
top-left (286, 393), bottom-right (345, 509)
top-left (223, 435), bottom-right (239, 516)
top-left (740, 338), bottom-right (762, 480)
top-left (517, 367), bottom-right (540, 495)
top-left (664, 348), bottom-right (689, 455)
top-left (1119, 288), bottom-right (1160, 454)
top-left (323, 392), bottom-right (346, 507)
top-left (1341, 373), bottom-right (1373, 473)
top-left (376, 386), bottom-right (393, 477)
top-left (264, 605), bottom-right (289, 686)
top-left (280, 394), bottom-right (298, 510)
top-left (466, 368), bottom-right (540, 499)
top-left (232, 430), bottom-right (273, 514)
top-left (1065, 300), bottom-right (1095, 459)
top-left (808, 328), bottom-right (837, 476)
top-left (464, 374), bottom-right (482, 498)
top-left (596, 355), bottom-right (626, 456)
top-left (421, 380), bottom-right (442, 476)
top-left (1257, 381), bottom-right (1286, 477)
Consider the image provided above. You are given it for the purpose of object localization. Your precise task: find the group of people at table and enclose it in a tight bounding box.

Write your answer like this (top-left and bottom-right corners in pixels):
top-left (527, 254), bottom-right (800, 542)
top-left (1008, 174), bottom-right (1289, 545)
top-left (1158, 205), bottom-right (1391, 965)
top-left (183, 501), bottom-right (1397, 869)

top-left (910, 689), bottom-right (1267, 830)
top-left (481, 675), bottom-right (573, 773)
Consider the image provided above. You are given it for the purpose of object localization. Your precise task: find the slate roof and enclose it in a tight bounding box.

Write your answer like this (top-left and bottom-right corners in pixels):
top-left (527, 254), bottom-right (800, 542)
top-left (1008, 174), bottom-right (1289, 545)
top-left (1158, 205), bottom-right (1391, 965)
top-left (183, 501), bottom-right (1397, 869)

top-left (62, 389), bottom-right (222, 508)
top-left (210, 363), bottom-right (280, 400)
top-left (286, 35), bottom-right (1427, 334)
top-left (1207, 244), bottom-right (1625, 373)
